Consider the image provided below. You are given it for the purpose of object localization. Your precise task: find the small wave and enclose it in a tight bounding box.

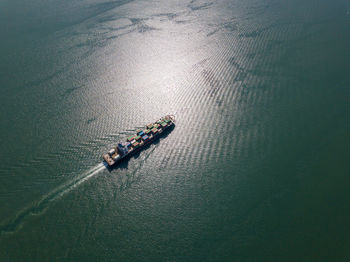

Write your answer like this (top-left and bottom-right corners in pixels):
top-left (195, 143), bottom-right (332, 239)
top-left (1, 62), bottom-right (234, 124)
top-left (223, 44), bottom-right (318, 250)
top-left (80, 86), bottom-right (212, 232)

top-left (0, 163), bottom-right (105, 235)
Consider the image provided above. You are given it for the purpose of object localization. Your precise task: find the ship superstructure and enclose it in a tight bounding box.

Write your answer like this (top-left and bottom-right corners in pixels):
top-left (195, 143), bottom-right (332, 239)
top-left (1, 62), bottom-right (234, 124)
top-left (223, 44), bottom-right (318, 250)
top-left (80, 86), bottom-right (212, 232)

top-left (103, 115), bottom-right (175, 166)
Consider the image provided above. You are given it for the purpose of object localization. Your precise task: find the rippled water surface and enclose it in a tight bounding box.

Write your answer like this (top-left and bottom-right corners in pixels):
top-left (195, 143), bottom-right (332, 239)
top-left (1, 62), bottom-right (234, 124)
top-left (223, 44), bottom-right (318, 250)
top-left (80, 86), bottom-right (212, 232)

top-left (1, 0), bottom-right (350, 260)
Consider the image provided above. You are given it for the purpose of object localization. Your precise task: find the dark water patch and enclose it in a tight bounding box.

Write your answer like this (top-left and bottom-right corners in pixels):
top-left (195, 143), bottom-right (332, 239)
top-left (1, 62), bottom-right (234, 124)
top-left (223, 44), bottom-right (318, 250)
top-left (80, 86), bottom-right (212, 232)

top-left (207, 19), bottom-right (238, 37)
top-left (222, 20), bottom-right (239, 32)
top-left (62, 85), bottom-right (85, 99)
top-left (188, 1), bottom-right (214, 11)
top-left (206, 28), bottom-right (220, 37)
top-left (227, 57), bottom-right (248, 82)
top-left (192, 58), bottom-right (210, 70)
top-left (108, 20), bottom-right (158, 35)
top-left (124, 17), bottom-right (160, 33)
top-left (97, 14), bottom-right (121, 24)
top-left (158, 156), bottom-right (171, 169)
top-left (105, 28), bottom-right (136, 40)
top-left (101, 22), bottom-right (135, 33)
top-left (87, 117), bottom-right (98, 124)
top-left (137, 24), bottom-right (159, 33)
top-left (175, 18), bottom-right (194, 24)
top-left (201, 69), bottom-right (221, 97)
top-left (153, 13), bottom-right (178, 20)
top-left (129, 17), bottom-right (147, 24)
top-left (63, 34), bottom-right (108, 53)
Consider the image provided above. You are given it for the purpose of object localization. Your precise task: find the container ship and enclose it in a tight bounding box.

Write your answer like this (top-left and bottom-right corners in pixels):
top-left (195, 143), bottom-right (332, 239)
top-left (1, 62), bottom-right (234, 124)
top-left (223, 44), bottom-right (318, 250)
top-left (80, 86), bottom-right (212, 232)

top-left (103, 115), bottom-right (175, 167)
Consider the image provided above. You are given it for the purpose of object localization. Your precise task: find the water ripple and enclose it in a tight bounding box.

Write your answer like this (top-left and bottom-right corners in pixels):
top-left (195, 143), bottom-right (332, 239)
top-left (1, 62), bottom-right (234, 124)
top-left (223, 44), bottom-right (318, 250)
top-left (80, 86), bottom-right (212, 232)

top-left (0, 163), bottom-right (105, 235)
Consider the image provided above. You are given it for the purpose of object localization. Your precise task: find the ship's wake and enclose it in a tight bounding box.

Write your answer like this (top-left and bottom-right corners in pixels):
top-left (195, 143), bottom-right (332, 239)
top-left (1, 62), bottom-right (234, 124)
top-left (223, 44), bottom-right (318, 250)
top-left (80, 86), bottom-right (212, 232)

top-left (0, 163), bottom-right (105, 235)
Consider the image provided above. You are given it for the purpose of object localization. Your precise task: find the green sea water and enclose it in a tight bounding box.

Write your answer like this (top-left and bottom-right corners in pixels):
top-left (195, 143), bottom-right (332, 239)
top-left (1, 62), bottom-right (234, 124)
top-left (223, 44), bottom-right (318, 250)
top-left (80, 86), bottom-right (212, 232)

top-left (1, 0), bottom-right (350, 260)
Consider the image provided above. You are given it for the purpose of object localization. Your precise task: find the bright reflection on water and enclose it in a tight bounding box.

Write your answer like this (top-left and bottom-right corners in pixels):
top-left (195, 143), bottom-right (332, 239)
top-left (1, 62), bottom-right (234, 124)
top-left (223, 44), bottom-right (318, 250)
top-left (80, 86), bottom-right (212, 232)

top-left (1, 0), bottom-right (350, 260)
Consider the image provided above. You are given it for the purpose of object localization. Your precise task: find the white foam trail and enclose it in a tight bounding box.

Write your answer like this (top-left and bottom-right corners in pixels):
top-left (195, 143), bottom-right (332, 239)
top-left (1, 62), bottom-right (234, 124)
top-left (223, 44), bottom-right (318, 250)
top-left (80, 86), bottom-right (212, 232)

top-left (53, 163), bottom-right (105, 200)
top-left (0, 163), bottom-right (106, 235)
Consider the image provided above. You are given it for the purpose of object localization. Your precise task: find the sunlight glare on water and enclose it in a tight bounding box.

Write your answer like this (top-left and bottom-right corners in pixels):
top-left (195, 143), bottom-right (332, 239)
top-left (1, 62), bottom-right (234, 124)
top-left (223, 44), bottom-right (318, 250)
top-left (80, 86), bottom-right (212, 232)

top-left (0, 0), bottom-right (349, 260)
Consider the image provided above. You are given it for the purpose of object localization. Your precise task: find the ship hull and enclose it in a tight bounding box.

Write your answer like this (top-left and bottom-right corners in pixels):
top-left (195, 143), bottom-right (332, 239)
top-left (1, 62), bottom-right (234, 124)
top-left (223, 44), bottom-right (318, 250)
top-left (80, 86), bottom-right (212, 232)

top-left (103, 116), bottom-right (175, 168)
